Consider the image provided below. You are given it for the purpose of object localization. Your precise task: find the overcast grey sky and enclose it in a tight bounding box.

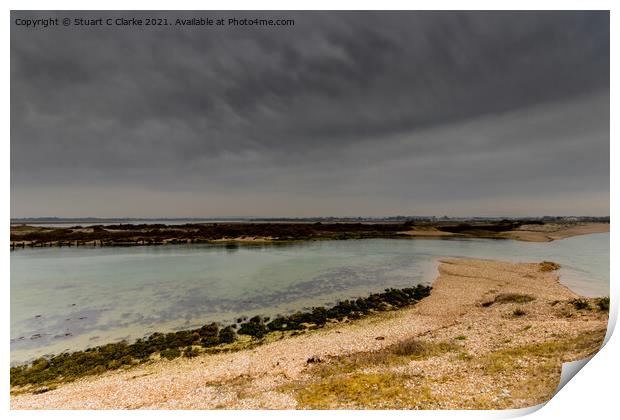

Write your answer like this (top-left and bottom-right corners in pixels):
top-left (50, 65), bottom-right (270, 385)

top-left (11, 11), bottom-right (609, 217)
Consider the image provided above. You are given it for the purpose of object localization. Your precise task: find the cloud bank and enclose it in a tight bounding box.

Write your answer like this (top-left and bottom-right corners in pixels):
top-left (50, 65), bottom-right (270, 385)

top-left (11, 11), bottom-right (609, 217)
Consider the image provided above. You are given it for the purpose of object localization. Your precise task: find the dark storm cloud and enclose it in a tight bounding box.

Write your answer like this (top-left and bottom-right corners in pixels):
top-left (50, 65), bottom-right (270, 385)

top-left (10, 11), bottom-right (609, 216)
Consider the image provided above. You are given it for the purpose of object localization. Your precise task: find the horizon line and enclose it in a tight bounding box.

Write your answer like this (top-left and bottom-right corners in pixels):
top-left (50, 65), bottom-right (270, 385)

top-left (10, 215), bottom-right (611, 221)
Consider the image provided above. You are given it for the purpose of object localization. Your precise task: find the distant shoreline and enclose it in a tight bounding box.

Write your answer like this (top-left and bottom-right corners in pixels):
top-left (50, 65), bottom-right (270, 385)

top-left (401, 221), bottom-right (609, 242)
top-left (9, 220), bottom-right (610, 249)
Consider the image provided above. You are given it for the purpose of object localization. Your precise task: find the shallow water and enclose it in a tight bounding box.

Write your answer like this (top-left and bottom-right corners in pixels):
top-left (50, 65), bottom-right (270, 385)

top-left (10, 233), bottom-right (608, 363)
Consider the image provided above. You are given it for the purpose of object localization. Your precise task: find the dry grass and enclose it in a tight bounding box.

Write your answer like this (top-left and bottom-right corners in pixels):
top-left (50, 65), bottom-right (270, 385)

top-left (482, 328), bottom-right (605, 375)
top-left (283, 337), bottom-right (458, 408)
top-left (306, 338), bottom-right (459, 380)
top-left (482, 293), bottom-right (535, 307)
top-left (477, 329), bottom-right (605, 406)
top-left (291, 372), bottom-right (436, 409)
top-left (389, 338), bottom-right (459, 358)
top-left (276, 337), bottom-right (457, 408)
top-left (285, 328), bottom-right (606, 409)
top-left (495, 293), bottom-right (536, 304)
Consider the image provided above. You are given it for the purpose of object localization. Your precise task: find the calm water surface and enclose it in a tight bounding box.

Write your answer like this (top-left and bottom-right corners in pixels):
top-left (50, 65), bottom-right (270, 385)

top-left (10, 233), bottom-right (608, 363)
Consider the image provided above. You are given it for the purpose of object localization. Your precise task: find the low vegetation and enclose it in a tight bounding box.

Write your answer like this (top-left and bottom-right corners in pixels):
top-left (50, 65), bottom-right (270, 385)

top-left (283, 337), bottom-right (457, 409)
top-left (292, 372), bottom-right (436, 409)
top-left (482, 293), bottom-right (535, 307)
top-left (539, 261), bottom-right (561, 272)
top-left (183, 346), bottom-right (200, 358)
top-left (10, 222), bottom-right (412, 247)
top-left (482, 328), bottom-right (606, 375)
top-left (301, 338), bottom-right (458, 382)
top-left (160, 348), bottom-right (181, 360)
top-left (284, 328), bottom-right (606, 409)
top-left (11, 219), bottom-right (595, 248)
top-left (437, 221), bottom-right (522, 234)
top-left (10, 284), bottom-right (431, 389)
top-left (389, 338), bottom-right (458, 359)
top-left (569, 298), bottom-right (591, 310)
top-left (597, 297), bottom-right (610, 312)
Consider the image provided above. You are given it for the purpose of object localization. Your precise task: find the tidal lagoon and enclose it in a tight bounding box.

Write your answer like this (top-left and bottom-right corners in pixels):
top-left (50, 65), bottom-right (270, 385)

top-left (10, 233), bottom-right (608, 364)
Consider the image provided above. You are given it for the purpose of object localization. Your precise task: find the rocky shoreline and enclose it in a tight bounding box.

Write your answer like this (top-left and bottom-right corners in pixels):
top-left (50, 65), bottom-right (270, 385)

top-left (10, 285), bottom-right (432, 389)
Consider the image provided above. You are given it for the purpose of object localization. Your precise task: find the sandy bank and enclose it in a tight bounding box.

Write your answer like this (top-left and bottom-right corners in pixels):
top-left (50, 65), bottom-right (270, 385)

top-left (11, 258), bottom-right (608, 409)
top-left (400, 222), bottom-right (609, 242)
top-left (502, 222), bottom-right (609, 242)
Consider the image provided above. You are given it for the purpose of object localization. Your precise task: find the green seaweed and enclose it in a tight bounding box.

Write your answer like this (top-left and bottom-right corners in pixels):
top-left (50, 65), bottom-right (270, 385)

top-left (10, 283), bottom-right (432, 389)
